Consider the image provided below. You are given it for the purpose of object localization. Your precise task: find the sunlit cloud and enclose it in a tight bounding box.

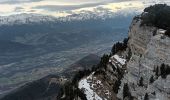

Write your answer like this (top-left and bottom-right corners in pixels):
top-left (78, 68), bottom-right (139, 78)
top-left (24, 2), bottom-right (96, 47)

top-left (102, 1), bottom-right (144, 12)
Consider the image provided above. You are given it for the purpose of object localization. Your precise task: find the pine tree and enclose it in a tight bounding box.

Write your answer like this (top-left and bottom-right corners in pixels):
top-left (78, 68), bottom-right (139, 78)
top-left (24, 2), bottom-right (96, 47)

top-left (123, 83), bottom-right (131, 99)
top-left (113, 80), bottom-right (121, 93)
top-left (149, 75), bottom-right (154, 84)
top-left (155, 66), bottom-right (159, 77)
top-left (144, 93), bottom-right (149, 100)
top-left (165, 28), bottom-right (170, 37)
top-left (160, 63), bottom-right (166, 78)
top-left (139, 77), bottom-right (144, 86)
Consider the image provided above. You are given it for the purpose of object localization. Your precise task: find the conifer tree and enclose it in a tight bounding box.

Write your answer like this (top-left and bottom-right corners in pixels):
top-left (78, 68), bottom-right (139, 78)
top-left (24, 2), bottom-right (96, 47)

top-left (139, 77), bottom-right (144, 86)
top-left (144, 93), bottom-right (149, 100)
top-left (123, 83), bottom-right (131, 99)
top-left (149, 75), bottom-right (154, 84)
top-left (155, 66), bottom-right (159, 76)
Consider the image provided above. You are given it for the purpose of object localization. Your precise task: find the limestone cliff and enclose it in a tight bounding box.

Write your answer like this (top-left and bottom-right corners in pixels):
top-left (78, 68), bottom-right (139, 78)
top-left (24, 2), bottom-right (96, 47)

top-left (117, 13), bottom-right (170, 100)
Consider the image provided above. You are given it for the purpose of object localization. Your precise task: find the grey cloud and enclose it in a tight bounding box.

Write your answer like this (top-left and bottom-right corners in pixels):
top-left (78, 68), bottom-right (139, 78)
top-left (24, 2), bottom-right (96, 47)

top-left (0, 0), bottom-right (43, 4)
top-left (0, 0), bottom-right (137, 5)
top-left (14, 7), bottom-right (24, 12)
top-left (28, 10), bottom-right (36, 12)
top-left (32, 0), bottom-right (134, 12)
top-left (33, 2), bottom-right (113, 11)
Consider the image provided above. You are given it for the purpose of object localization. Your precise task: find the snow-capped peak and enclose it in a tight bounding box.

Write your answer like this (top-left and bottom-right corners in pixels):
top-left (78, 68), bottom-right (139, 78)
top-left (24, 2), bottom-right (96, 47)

top-left (0, 7), bottom-right (139, 25)
top-left (0, 13), bottom-right (57, 25)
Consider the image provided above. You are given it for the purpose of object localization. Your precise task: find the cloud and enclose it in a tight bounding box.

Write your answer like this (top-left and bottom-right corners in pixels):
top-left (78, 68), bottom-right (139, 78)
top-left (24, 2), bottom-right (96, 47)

top-left (0, 0), bottom-right (43, 4)
top-left (0, 0), bottom-right (169, 17)
top-left (0, 0), bottom-right (145, 17)
top-left (33, 2), bottom-right (109, 11)
top-left (14, 7), bottom-right (24, 12)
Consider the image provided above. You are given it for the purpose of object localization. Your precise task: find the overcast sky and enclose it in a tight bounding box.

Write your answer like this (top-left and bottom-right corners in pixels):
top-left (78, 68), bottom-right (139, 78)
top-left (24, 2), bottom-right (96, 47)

top-left (0, 0), bottom-right (169, 17)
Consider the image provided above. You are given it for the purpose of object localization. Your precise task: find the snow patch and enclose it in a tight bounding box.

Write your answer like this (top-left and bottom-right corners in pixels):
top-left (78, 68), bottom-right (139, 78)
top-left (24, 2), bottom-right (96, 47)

top-left (113, 55), bottom-right (126, 65)
top-left (109, 54), bottom-right (126, 67)
top-left (78, 75), bottom-right (103, 100)
top-left (157, 29), bottom-right (166, 34)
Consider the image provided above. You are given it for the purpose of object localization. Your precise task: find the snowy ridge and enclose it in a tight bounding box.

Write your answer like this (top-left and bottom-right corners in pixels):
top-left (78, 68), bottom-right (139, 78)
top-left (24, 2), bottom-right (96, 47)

top-left (0, 13), bottom-right (57, 25)
top-left (0, 8), bottom-right (138, 25)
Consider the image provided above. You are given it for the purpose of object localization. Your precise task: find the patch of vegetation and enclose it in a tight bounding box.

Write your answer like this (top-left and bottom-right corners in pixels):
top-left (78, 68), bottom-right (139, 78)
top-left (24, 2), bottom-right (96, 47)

top-left (111, 38), bottom-right (129, 55)
top-left (141, 4), bottom-right (170, 30)
top-left (126, 48), bottom-right (132, 61)
top-left (123, 83), bottom-right (133, 100)
top-left (160, 64), bottom-right (170, 79)
top-left (113, 74), bottom-right (122, 94)
top-left (97, 54), bottom-right (110, 70)
top-left (57, 81), bottom-right (87, 100)
top-left (141, 4), bottom-right (170, 37)
top-left (57, 69), bottom-right (91, 100)
top-left (155, 64), bottom-right (170, 79)
top-left (165, 28), bottom-right (170, 37)
top-left (149, 75), bottom-right (155, 84)
top-left (144, 93), bottom-right (149, 100)
top-left (138, 77), bottom-right (144, 87)
top-left (155, 66), bottom-right (159, 77)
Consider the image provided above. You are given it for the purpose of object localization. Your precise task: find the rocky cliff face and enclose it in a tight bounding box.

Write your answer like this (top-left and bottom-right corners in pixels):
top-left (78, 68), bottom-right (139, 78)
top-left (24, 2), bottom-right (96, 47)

top-left (128, 16), bottom-right (170, 67)
top-left (75, 10), bottom-right (170, 100)
top-left (117, 14), bottom-right (170, 100)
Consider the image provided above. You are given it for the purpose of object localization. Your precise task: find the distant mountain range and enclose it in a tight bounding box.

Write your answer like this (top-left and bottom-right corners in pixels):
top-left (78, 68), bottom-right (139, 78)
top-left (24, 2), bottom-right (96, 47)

top-left (0, 8), bottom-right (138, 25)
